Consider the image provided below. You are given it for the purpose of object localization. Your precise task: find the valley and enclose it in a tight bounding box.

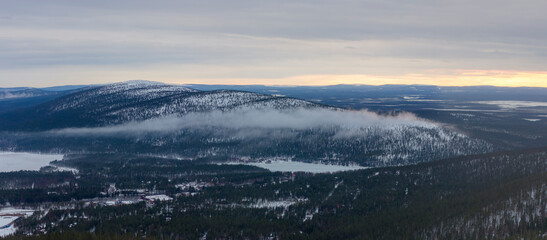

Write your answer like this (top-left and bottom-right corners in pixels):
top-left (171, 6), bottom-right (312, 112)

top-left (0, 81), bottom-right (545, 239)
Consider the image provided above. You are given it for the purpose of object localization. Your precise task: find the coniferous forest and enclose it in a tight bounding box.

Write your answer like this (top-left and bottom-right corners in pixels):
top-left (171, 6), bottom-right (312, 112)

top-left (1, 147), bottom-right (545, 239)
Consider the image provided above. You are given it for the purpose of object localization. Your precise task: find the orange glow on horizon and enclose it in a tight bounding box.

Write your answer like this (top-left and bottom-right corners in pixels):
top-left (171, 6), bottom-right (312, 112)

top-left (5, 68), bottom-right (546, 88)
top-left (168, 70), bottom-right (547, 88)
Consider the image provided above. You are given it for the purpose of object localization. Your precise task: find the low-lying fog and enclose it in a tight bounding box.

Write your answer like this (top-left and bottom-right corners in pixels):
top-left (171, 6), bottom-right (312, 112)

top-left (50, 108), bottom-right (441, 138)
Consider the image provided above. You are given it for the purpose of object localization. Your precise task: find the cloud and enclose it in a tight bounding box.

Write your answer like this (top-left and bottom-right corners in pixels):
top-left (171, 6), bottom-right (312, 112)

top-left (1, 0), bottom-right (547, 87)
top-left (50, 108), bottom-right (438, 138)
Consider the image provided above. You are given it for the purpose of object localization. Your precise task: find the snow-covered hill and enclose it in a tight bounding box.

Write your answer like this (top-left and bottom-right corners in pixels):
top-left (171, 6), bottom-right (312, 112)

top-left (10, 81), bottom-right (317, 128)
top-left (0, 81), bottom-right (492, 167)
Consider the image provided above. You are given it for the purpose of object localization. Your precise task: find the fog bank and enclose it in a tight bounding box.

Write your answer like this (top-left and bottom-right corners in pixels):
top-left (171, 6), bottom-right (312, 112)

top-left (50, 108), bottom-right (439, 137)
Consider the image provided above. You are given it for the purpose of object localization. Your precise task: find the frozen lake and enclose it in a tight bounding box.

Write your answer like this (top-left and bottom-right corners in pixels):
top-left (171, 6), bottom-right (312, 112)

top-left (0, 152), bottom-right (64, 172)
top-left (225, 160), bottom-right (366, 173)
top-left (474, 101), bottom-right (547, 109)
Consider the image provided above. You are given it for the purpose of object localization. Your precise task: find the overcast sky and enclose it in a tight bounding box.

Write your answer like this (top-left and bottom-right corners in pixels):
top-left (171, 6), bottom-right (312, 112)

top-left (1, 0), bottom-right (546, 87)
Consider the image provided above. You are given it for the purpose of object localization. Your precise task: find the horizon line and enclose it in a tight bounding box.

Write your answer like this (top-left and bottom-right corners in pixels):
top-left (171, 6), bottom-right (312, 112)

top-left (3, 80), bottom-right (547, 90)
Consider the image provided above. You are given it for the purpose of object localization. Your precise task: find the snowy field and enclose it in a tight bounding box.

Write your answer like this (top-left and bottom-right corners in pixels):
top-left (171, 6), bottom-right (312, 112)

top-left (0, 215), bottom-right (18, 237)
top-left (0, 152), bottom-right (64, 172)
top-left (0, 208), bottom-right (35, 237)
top-left (226, 161), bottom-right (366, 173)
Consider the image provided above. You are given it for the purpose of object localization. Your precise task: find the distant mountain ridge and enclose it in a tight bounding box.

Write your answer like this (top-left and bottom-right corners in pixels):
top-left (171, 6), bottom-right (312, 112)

top-left (187, 84), bottom-right (547, 102)
top-left (0, 88), bottom-right (56, 100)
top-left (0, 86), bottom-right (89, 114)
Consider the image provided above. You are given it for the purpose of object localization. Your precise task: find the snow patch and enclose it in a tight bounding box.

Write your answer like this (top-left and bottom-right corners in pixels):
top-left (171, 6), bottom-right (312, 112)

top-left (50, 166), bottom-right (79, 174)
top-left (144, 195), bottom-right (173, 202)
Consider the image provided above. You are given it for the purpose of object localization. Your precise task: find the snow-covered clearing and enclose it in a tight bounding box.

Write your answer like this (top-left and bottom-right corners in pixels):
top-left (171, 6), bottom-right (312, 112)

top-left (247, 199), bottom-right (306, 209)
top-left (50, 166), bottom-right (79, 174)
top-left (0, 208), bottom-right (35, 216)
top-left (145, 195), bottom-right (173, 201)
top-left (220, 198), bottom-right (308, 210)
top-left (0, 208), bottom-right (35, 237)
top-left (0, 152), bottom-right (64, 172)
top-left (0, 221), bottom-right (17, 237)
